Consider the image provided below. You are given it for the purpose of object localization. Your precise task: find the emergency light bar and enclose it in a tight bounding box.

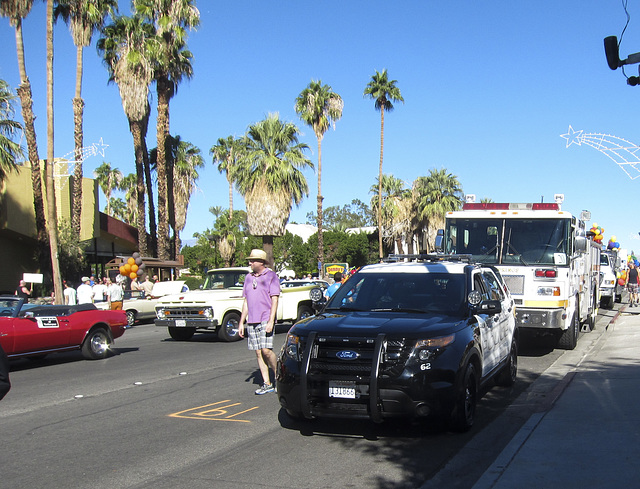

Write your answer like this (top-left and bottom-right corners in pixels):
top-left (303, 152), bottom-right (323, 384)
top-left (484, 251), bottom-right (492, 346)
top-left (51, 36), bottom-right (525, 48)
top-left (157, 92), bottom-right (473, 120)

top-left (462, 203), bottom-right (560, 211)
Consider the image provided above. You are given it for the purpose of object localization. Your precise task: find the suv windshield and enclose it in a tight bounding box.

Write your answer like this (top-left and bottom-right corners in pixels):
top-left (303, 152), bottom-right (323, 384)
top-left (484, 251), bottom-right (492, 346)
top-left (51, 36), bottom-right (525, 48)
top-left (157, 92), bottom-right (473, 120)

top-left (202, 271), bottom-right (246, 290)
top-left (327, 272), bottom-right (466, 316)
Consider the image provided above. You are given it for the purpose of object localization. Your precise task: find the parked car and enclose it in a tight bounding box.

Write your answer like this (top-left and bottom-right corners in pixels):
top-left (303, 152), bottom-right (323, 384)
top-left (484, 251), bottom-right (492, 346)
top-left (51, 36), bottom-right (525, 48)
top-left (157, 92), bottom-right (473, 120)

top-left (0, 296), bottom-right (127, 361)
top-left (277, 254), bottom-right (518, 431)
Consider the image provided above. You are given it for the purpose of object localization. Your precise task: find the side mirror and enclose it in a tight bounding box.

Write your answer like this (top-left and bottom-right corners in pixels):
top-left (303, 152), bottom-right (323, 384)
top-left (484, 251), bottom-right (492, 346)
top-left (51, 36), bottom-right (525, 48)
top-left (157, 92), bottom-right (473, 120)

top-left (478, 300), bottom-right (502, 315)
top-left (435, 229), bottom-right (445, 252)
top-left (575, 236), bottom-right (587, 253)
top-left (309, 287), bottom-right (326, 313)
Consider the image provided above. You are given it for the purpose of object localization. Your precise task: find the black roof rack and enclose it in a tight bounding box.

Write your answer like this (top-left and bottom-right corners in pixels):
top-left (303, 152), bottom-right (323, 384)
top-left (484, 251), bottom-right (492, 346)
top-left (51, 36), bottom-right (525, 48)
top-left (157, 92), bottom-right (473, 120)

top-left (384, 254), bottom-right (473, 263)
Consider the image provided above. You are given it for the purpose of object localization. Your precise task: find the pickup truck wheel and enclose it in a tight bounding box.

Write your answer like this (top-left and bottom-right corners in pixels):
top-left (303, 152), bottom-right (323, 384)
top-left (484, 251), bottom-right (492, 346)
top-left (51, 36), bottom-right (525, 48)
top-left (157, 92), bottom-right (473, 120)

top-left (218, 312), bottom-right (241, 342)
top-left (449, 362), bottom-right (477, 432)
top-left (495, 337), bottom-right (517, 387)
top-left (168, 327), bottom-right (195, 341)
top-left (296, 305), bottom-right (314, 322)
top-left (81, 327), bottom-right (112, 360)
top-left (126, 310), bottom-right (136, 327)
top-left (558, 310), bottom-right (579, 350)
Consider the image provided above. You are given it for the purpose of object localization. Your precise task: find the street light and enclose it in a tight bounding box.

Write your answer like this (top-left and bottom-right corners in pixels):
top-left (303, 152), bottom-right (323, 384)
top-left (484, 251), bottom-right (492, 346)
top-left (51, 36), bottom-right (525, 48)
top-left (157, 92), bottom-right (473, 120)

top-left (604, 35), bottom-right (640, 86)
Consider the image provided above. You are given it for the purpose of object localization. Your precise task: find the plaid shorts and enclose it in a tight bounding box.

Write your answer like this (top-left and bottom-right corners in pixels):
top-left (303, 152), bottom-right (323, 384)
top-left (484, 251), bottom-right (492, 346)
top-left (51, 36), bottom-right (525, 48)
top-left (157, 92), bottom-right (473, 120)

top-left (246, 321), bottom-right (274, 350)
top-left (629, 283), bottom-right (639, 294)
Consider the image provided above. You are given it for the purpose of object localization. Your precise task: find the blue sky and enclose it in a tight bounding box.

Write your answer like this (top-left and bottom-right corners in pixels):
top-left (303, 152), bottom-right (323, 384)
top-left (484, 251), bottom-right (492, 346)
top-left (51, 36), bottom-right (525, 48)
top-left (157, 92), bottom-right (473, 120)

top-left (2, 1), bottom-right (640, 252)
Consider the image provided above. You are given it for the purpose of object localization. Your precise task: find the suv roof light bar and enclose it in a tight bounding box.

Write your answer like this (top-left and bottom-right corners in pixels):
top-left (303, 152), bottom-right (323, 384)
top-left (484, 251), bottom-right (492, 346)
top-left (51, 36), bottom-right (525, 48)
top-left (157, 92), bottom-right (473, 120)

top-left (385, 254), bottom-right (473, 263)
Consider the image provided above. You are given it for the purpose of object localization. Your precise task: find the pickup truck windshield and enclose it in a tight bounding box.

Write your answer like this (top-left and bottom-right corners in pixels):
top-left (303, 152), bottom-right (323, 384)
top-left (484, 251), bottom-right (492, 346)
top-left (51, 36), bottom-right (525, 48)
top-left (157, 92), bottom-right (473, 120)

top-left (326, 272), bottom-right (466, 316)
top-left (445, 218), bottom-right (570, 266)
top-left (202, 271), bottom-right (246, 290)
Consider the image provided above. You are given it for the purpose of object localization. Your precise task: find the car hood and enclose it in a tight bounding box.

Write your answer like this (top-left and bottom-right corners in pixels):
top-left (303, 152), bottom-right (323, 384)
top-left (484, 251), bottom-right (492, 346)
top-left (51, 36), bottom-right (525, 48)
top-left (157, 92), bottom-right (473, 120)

top-left (291, 311), bottom-right (466, 338)
top-left (156, 288), bottom-right (244, 304)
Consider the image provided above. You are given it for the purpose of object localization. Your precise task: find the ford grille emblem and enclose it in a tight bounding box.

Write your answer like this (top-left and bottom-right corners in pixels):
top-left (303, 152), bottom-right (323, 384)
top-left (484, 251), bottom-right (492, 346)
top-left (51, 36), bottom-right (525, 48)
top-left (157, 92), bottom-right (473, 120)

top-left (336, 350), bottom-right (359, 360)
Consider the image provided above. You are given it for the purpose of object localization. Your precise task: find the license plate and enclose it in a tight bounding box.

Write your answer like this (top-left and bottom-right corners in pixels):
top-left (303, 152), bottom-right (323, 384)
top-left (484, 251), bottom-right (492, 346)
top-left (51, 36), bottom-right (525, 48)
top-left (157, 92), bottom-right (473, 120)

top-left (175, 319), bottom-right (186, 327)
top-left (329, 381), bottom-right (356, 399)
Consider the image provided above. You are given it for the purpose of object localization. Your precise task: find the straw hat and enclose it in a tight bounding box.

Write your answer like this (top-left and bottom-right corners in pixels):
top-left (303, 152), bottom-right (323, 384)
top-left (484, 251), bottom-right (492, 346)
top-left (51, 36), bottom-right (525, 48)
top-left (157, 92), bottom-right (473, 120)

top-left (246, 249), bottom-right (268, 263)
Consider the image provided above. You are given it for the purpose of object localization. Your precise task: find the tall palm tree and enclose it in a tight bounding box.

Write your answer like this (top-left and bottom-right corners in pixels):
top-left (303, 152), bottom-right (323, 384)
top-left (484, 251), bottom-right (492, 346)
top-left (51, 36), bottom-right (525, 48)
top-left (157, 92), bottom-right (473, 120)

top-left (295, 80), bottom-right (343, 276)
top-left (45, 0), bottom-right (65, 304)
top-left (0, 0), bottom-right (47, 246)
top-left (169, 135), bottom-right (204, 257)
top-left (134, 0), bottom-right (200, 260)
top-left (235, 113), bottom-right (313, 263)
top-left (364, 69), bottom-right (404, 260)
top-left (370, 174), bottom-right (410, 254)
top-left (55, 0), bottom-right (117, 236)
top-left (108, 196), bottom-right (127, 221)
top-left (97, 14), bottom-right (155, 255)
top-left (0, 79), bottom-right (24, 183)
top-left (210, 135), bottom-right (243, 220)
top-left (93, 161), bottom-right (122, 215)
top-left (414, 169), bottom-right (464, 252)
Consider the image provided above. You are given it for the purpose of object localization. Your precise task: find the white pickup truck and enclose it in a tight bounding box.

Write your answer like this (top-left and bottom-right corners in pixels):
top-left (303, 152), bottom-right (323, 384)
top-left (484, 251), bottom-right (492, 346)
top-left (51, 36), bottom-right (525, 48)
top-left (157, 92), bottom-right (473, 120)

top-left (154, 267), bottom-right (316, 342)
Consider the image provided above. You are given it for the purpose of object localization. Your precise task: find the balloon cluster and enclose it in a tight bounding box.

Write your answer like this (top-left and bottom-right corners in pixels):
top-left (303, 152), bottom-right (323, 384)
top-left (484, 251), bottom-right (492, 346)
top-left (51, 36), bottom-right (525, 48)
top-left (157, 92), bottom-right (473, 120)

top-left (589, 223), bottom-right (604, 244)
top-left (119, 252), bottom-right (145, 280)
top-left (607, 236), bottom-right (620, 251)
top-left (618, 269), bottom-right (627, 286)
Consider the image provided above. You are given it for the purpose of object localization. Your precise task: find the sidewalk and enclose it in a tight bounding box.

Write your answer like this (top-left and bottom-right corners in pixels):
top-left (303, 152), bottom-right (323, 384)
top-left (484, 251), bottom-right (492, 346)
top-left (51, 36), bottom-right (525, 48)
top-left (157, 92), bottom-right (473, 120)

top-left (473, 305), bottom-right (640, 489)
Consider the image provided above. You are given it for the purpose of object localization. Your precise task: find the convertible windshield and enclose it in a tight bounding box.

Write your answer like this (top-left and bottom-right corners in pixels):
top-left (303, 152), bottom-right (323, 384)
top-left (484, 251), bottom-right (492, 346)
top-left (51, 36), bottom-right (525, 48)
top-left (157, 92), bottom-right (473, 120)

top-left (327, 272), bottom-right (466, 316)
top-left (0, 298), bottom-right (21, 317)
top-left (444, 218), bottom-right (571, 266)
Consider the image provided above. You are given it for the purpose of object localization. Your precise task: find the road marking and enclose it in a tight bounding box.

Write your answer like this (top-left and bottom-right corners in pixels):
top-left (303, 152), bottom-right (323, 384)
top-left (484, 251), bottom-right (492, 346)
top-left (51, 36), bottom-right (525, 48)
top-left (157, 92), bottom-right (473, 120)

top-left (168, 400), bottom-right (259, 423)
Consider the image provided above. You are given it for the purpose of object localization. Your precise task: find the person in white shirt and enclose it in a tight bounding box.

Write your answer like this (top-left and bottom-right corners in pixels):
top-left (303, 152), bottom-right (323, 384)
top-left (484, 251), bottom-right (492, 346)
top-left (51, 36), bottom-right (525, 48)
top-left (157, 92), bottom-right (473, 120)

top-left (107, 279), bottom-right (124, 310)
top-left (92, 278), bottom-right (108, 303)
top-left (77, 277), bottom-right (94, 304)
top-left (63, 281), bottom-right (77, 305)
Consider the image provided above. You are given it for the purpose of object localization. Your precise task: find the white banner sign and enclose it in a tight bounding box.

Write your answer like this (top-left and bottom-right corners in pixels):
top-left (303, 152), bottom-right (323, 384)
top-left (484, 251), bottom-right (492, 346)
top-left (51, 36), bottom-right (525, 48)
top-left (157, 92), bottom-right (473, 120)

top-left (23, 273), bottom-right (43, 284)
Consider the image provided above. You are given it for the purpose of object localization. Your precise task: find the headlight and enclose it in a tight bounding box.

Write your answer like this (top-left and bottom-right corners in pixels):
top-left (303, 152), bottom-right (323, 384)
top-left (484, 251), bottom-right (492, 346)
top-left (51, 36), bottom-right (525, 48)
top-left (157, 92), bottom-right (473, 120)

top-left (202, 308), bottom-right (213, 319)
top-left (156, 308), bottom-right (165, 319)
top-left (413, 334), bottom-right (455, 361)
top-left (284, 333), bottom-right (300, 360)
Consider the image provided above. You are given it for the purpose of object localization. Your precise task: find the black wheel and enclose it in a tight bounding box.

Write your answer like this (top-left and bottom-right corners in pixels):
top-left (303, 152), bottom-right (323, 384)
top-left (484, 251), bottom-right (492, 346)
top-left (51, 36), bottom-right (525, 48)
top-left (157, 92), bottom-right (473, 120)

top-left (495, 337), bottom-right (518, 387)
top-left (217, 312), bottom-right (241, 342)
top-left (449, 362), bottom-right (478, 432)
top-left (81, 327), bottom-right (112, 360)
top-left (168, 326), bottom-right (195, 341)
top-left (126, 310), bottom-right (136, 327)
top-left (558, 310), bottom-right (579, 350)
top-left (600, 296), bottom-right (613, 309)
top-left (296, 304), bottom-right (314, 322)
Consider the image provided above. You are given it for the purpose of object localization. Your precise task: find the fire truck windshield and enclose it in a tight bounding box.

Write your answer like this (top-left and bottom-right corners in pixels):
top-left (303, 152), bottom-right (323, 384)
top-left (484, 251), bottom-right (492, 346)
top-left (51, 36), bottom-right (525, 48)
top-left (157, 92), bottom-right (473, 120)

top-left (444, 218), bottom-right (570, 266)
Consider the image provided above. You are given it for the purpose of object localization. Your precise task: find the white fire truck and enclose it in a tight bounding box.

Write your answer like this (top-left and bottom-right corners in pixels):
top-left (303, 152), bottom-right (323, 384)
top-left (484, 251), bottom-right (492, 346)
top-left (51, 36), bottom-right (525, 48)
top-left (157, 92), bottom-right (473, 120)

top-left (436, 197), bottom-right (600, 350)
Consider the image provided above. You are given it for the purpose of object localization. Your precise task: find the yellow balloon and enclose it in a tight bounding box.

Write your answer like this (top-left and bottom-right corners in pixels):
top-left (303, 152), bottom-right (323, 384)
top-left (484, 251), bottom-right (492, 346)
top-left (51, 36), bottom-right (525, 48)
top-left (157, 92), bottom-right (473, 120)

top-left (131, 264), bottom-right (138, 273)
top-left (129, 272), bottom-right (137, 280)
top-left (128, 257), bottom-right (135, 265)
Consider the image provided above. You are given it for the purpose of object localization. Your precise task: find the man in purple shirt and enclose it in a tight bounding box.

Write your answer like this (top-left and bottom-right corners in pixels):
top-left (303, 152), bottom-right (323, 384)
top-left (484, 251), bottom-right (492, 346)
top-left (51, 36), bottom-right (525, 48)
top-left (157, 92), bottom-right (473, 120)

top-left (239, 249), bottom-right (281, 395)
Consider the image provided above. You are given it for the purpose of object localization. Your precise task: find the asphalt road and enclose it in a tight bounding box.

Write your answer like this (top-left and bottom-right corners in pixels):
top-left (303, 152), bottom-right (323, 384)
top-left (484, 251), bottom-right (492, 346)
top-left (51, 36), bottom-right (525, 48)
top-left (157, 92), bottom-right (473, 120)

top-left (0, 305), bottom-right (620, 489)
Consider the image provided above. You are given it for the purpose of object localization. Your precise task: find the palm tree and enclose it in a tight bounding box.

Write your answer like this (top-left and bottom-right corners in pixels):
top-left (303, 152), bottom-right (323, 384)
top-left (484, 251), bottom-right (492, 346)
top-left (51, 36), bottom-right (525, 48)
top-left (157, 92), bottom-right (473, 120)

top-left (210, 135), bottom-right (243, 220)
top-left (364, 69), bottom-right (404, 260)
top-left (93, 161), bottom-right (122, 215)
top-left (0, 0), bottom-right (47, 246)
top-left (0, 79), bottom-right (24, 183)
top-left (295, 80), bottom-right (343, 275)
top-left (108, 196), bottom-right (127, 220)
top-left (55, 0), bottom-right (117, 236)
top-left (97, 14), bottom-right (155, 255)
top-left (119, 172), bottom-right (137, 224)
top-left (370, 174), bottom-right (411, 254)
top-left (235, 113), bottom-right (313, 263)
top-left (134, 0), bottom-right (200, 260)
top-left (414, 169), bottom-right (464, 252)
top-left (170, 136), bottom-right (204, 257)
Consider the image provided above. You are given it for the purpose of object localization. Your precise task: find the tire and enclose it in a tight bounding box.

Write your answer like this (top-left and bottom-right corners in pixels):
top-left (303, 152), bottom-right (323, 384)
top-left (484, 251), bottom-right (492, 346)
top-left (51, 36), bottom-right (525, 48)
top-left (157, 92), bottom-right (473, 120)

top-left (126, 310), bottom-right (136, 327)
top-left (495, 337), bottom-right (518, 387)
top-left (296, 304), bottom-right (314, 322)
top-left (558, 310), bottom-right (579, 350)
top-left (168, 326), bottom-right (195, 341)
top-left (81, 327), bottom-right (112, 360)
top-left (217, 312), bottom-right (241, 342)
top-left (449, 362), bottom-right (478, 432)
top-left (600, 296), bottom-right (612, 309)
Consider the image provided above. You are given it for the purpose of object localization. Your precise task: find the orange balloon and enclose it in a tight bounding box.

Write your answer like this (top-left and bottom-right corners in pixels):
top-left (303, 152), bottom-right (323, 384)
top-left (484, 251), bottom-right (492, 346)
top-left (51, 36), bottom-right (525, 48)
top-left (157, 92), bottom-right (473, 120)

top-left (124, 263), bottom-right (131, 274)
top-left (119, 265), bottom-right (126, 276)
top-left (131, 264), bottom-right (138, 273)
top-left (128, 257), bottom-right (135, 265)
top-left (129, 272), bottom-right (137, 280)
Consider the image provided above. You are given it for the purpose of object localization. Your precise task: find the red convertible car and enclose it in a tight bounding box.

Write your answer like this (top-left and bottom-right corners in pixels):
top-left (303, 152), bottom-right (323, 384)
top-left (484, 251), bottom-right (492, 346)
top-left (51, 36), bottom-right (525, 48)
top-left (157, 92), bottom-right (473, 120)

top-left (0, 296), bottom-right (127, 361)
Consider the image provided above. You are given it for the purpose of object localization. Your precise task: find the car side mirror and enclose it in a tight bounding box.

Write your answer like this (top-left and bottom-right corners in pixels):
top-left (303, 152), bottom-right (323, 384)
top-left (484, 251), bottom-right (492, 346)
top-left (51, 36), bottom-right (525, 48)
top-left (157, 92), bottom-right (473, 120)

top-left (478, 300), bottom-right (502, 315)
